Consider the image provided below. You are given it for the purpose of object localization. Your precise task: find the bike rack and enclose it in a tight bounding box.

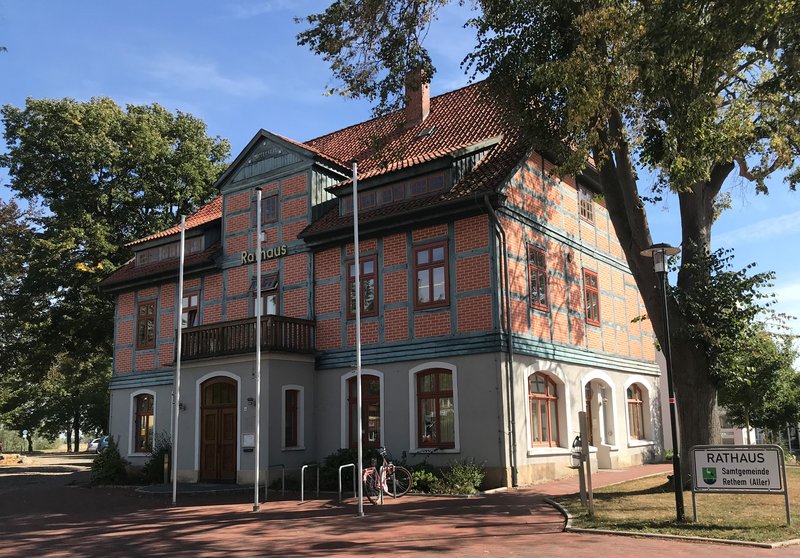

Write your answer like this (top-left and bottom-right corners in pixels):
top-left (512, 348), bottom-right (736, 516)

top-left (268, 464), bottom-right (285, 498)
top-left (300, 463), bottom-right (319, 502)
top-left (338, 462), bottom-right (357, 502)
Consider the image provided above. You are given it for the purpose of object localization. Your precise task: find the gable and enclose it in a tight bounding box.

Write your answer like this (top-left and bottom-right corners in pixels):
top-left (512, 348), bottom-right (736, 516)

top-left (222, 136), bottom-right (309, 191)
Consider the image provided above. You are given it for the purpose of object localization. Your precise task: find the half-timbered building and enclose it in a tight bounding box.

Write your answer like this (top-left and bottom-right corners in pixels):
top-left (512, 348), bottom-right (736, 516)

top-left (100, 77), bottom-right (662, 487)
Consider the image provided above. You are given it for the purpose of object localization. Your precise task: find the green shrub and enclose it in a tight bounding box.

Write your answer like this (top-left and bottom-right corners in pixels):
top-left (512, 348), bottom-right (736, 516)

top-left (91, 436), bottom-right (128, 485)
top-left (411, 467), bottom-right (438, 493)
top-left (141, 432), bottom-right (172, 484)
top-left (432, 458), bottom-right (485, 495)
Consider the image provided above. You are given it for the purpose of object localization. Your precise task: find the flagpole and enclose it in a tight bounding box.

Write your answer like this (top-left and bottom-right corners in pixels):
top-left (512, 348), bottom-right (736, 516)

top-left (172, 215), bottom-right (186, 506)
top-left (352, 161), bottom-right (364, 517)
top-left (254, 187), bottom-right (263, 512)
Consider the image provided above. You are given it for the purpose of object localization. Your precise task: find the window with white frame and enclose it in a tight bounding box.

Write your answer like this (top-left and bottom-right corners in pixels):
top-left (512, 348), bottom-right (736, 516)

top-left (627, 383), bottom-right (648, 440)
top-left (528, 373), bottom-right (560, 447)
top-left (415, 369), bottom-right (456, 449)
top-left (132, 392), bottom-right (155, 454)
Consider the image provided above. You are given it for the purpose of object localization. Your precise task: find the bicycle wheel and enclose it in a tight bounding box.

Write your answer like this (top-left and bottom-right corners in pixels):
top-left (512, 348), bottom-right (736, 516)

top-left (364, 471), bottom-right (381, 505)
top-left (383, 466), bottom-right (412, 498)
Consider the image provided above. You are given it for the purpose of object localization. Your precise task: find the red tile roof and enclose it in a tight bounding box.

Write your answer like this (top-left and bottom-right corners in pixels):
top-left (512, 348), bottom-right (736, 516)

top-left (127, 197), bottom-right (223, 247)
top-left (114, 80), bottom-right (527, 278)
top-left (304, 81), bottom-right (522, 186)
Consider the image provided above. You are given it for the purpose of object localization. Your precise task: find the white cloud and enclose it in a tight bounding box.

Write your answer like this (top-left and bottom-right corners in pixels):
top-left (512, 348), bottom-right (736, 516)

top-left (146, 54), bottom-right (269, 98)
top-left (715, 210), bottom-right (800, 247)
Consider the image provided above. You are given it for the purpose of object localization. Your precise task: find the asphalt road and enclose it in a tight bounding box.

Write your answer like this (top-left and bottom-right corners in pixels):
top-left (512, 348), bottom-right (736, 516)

top-left (1, 454), bottom-right (797, 557)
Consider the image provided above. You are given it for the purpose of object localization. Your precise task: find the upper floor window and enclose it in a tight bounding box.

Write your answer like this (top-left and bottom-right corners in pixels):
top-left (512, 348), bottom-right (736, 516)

top-left (181, 291), bottom-right (200, 328)
top-left (359, 190), bottom-right (376, 210)
top-left (340, 172), bottom-right (446, 216)
top-left (347, 256), bottom-right (377, 319)
top-left (578, 184), bottom-right (594, 223)
top-left (136, 302), bottom-right (156, 349)
top-left (416, 369), bottom-right (455, 449)
top-left (583, 269), bottom-right (600, 326)
top-left (250, 274), bottom-right (279, 317)
top-left (528, 373), bottom-right (559, 447)
top-left (135, 236), bottom-right (204, 266)
top-left (133, 393), bottom-right (154, 453)
top-left (527, 245), bottom-right (548, 311)
top-left (414, 242), bottom-right (448, 308)
top-left (260, 194), bottom-right (278, 225)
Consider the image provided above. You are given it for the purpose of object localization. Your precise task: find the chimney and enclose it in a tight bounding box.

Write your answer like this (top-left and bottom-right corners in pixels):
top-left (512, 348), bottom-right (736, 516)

top-left (404, 68), bottom-right (430, 128)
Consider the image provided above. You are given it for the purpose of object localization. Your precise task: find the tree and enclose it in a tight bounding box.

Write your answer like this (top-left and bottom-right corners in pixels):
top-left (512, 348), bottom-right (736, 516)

top-left (298, 0), bottom-right (800, 477)
top-left (719, 329), bottom-right (800, 438)
top-left (0, 98), bottom-right (230, 449)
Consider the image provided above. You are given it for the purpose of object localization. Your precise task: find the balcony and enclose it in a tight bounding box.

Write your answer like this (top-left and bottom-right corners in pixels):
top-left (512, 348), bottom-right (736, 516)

top-left (179, 316), bottom-right (315, 361)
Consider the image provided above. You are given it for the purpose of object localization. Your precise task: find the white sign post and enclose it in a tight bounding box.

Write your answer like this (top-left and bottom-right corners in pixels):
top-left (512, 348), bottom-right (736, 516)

top-left (691, 444), bottom-right (790, 525)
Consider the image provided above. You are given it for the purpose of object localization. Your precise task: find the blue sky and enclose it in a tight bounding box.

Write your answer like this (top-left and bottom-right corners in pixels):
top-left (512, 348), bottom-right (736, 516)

top-left (1, 1), bottom-right (798, 346)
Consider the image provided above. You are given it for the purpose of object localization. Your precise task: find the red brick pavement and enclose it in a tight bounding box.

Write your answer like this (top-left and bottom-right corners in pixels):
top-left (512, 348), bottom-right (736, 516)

top-left (1, 461), bottom-right (798, 557)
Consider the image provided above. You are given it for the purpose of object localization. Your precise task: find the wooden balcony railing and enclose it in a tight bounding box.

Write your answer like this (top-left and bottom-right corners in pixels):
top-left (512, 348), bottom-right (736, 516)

top-left (179, 316), bottom-right (315, 361)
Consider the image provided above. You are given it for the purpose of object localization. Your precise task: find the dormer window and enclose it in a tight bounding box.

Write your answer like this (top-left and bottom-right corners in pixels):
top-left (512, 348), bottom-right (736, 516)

top-left (135, 236), bottom-right (204, 266)
top-left (340, 171), bottom-right (447, 216)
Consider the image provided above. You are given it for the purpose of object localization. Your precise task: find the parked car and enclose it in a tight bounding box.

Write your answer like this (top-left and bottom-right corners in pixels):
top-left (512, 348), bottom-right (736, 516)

top-left (87, 437), bottom-right (101, 453)
top-left (97, 435), bottom-right (110, 453)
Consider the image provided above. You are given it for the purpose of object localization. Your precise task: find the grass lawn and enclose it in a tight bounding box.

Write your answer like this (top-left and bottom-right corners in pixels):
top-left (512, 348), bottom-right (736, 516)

top-left (556, 466), bottom-right (800, 543)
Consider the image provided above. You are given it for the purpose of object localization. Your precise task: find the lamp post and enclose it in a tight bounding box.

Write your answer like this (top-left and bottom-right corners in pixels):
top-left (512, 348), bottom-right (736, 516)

top-left (640, 242), bottom-right (685, 523)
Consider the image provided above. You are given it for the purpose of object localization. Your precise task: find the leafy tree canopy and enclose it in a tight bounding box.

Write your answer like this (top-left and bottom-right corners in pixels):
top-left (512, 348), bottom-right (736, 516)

top-left (298, 0), bottom-right (800, 468)
top-left (0, 98), bottom-right (230, 446)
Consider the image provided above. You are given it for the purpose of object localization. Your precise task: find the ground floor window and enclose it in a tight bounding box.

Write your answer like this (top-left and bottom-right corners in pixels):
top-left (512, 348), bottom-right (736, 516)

top-left (282, 386), bottom-right (304, 449)
top-left (529, 373), bottom-right (559, 447)
top-left (415, 369), bottom-right (455, 449)
top-left (133, 393), bottom-right (154, 453)
top-left (348, 375), bottom-right (381, 449)
top-left (627, 384), bottom-right (646, 440)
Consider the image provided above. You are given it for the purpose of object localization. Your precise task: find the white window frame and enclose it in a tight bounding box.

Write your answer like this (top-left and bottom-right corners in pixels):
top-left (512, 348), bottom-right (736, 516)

top-left (340, 369), bottom-right (385, 449)
top-left (129, 389), bottom-right (156, 457)
top-left (523, 365), bottom-right (571, 455)
top-left (281, 384), bottom-right (305, 450)
top-left (623, 376), bottom-right (655, 447)
top-left (407, 362), bottom-right (460, 454)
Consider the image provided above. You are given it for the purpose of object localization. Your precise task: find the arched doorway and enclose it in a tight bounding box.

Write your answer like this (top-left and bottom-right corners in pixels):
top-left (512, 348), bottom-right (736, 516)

top-left (200, 377), bottom-right (237, 482)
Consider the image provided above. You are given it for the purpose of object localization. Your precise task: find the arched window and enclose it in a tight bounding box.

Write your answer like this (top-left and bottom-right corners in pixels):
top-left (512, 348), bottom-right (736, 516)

top-left (133, 393), bottom-right (154, 453)
top-left (627, 384), bottom-right (645, 440)
top-left (529, 373), bottom-right (559, 447)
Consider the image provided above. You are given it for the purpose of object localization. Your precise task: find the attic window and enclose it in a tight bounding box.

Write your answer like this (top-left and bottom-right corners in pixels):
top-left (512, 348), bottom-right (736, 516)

top-left (416, 126), bottom-right (436, 138)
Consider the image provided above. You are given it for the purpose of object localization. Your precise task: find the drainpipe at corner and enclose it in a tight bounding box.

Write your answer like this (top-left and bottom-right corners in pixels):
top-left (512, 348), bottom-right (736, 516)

top-left (483, 195), bottom-right (519, 487)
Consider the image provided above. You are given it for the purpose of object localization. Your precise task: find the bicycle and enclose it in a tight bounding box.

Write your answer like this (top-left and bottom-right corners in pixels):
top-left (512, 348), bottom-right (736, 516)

top-left (362, 447), bottom-right (413, 504)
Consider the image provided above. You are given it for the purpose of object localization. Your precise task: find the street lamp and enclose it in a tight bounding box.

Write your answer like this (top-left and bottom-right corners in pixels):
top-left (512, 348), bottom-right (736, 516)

top-left (640, 242), bottom-right (685, 523)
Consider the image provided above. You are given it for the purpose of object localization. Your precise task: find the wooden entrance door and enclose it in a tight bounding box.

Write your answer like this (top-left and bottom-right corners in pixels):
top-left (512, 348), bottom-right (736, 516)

top-left (200, 377), bottom-right (237, 482)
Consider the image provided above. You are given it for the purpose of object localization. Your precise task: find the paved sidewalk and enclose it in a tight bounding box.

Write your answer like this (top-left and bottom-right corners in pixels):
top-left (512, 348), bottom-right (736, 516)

top-left (1, 460), bottom-right (797, 557)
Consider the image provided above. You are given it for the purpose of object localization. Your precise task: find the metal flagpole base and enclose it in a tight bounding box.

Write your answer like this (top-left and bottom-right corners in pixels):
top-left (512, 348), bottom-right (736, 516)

top-left (253, 504), bottom-right (260, 512)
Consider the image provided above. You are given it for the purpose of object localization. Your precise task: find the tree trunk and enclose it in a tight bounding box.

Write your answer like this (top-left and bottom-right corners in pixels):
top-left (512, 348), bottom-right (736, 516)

top-left (27, 434), bottom-right (33, 453)
top-left (73, 411), bottom-right (81, 454)
top-left (670, 332), bottom-right (720, 481)
top-left (594, 117), bottom-right (730, 484)
top-left (66, 428), bottom-right (72, 453)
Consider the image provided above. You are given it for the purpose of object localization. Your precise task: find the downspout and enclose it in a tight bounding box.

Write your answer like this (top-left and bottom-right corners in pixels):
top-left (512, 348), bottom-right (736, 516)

top-left (483, 195), bottom-right (518, 487)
